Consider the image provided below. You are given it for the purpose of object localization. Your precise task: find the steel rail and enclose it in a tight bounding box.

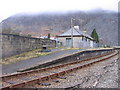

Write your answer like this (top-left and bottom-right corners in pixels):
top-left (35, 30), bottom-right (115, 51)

top-left (1, 50), bottom-right (118, 89)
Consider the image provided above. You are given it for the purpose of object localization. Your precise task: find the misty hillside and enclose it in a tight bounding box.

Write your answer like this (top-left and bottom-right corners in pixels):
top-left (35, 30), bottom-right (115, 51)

top-left (1, 10), bottom-right (118, 46)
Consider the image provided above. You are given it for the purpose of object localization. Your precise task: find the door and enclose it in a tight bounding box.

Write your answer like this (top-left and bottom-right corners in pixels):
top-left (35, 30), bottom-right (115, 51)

top-left (66, 38), bottom-right (71, 47)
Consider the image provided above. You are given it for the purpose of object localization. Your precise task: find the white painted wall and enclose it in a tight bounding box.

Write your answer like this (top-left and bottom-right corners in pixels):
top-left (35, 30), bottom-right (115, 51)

top-left (90, 40), bottom-right (94, 48)
top-left (57, 37), bottom-right (66, 47)
top-left (57, 36), bottom-right (94, 48)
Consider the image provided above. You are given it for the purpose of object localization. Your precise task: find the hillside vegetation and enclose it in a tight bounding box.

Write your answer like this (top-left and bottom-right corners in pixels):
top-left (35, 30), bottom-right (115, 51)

top-left (1, 10), bottom-right (118, 46)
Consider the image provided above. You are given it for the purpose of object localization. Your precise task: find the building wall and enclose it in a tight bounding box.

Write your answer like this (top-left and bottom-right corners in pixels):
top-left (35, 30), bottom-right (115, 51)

top-left (93, 41), bottom-right (98, 48)
top-left (73, 37), bottom-right (83, 48)
top-left (90, 40), bottom-right (94, 48)
top-left (57, 37), bottom-right (66, 47)
top-left (57, 36), bottom-right (93, 48)
top-left (1, 33), bottom-right (56, 58)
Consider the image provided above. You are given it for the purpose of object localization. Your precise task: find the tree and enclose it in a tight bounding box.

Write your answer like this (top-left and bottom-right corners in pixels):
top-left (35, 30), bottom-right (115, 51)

top-left (48, 33), bottom-right (50, 39)
top-left (91, 29), bottom-right (99, 43)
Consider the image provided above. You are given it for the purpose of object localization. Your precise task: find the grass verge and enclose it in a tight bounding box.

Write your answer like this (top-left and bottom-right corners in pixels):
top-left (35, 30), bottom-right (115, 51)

top-left (0, 49), bottom-right (51, 65)
top-left (1, 47), bottom-right (80, 65)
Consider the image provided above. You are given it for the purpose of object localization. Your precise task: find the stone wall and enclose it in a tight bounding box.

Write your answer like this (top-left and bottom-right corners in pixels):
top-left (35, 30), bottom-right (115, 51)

top-left (0, 33), bottom-right (56, 58)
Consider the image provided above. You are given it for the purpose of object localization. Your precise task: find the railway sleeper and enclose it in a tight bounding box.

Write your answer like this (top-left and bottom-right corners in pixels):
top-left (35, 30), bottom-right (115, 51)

top-left (52, 79), bottom-right (60, 83)
top-left (24, 79), bottom-right (39, 87)
top-left (58, 71), bottom-right (66, 76)
top-left (49, 73), bottom-right (59, 79)
top-left (11, 82), bottom-right (26, 88)
top-left (40, 76), bottom-right (49, 81)
top-left (38, 82), bottom-right (51, 86)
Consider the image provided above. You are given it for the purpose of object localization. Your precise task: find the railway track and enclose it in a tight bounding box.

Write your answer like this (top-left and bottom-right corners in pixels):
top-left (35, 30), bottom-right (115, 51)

top-left (1, 50), bottom-right (118, 89)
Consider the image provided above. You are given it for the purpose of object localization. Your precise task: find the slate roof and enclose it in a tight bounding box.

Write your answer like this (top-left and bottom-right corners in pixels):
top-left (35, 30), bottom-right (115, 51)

top-left (57, 28), bottom-right (93, 39)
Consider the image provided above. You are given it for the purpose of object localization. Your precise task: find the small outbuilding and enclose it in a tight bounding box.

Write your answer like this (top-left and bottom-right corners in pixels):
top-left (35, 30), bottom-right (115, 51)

top-left (57, 26), bottom-right (96, 48)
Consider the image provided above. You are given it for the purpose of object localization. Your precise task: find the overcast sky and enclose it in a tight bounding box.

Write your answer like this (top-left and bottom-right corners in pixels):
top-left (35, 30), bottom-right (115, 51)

top-left (0, 0), bottom-right (119, 22)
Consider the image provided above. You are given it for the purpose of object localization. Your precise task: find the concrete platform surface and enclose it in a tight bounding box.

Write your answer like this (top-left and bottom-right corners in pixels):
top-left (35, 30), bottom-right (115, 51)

top-left (2, 48), bottom-right (83, 75)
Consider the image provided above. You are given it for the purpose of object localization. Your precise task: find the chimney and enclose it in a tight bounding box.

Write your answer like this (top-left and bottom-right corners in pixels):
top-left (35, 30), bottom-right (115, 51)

top-left (74, 25), bottom-right (79, 30)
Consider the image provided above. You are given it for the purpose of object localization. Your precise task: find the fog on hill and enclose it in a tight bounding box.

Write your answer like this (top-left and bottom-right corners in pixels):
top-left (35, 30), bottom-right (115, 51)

top-left (1, 10), bottom-right (118, 46)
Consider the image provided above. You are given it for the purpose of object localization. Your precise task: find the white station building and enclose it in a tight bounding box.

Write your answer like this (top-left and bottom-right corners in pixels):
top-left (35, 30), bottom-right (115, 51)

top-left (57, 26), bottom-right (97, 48)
